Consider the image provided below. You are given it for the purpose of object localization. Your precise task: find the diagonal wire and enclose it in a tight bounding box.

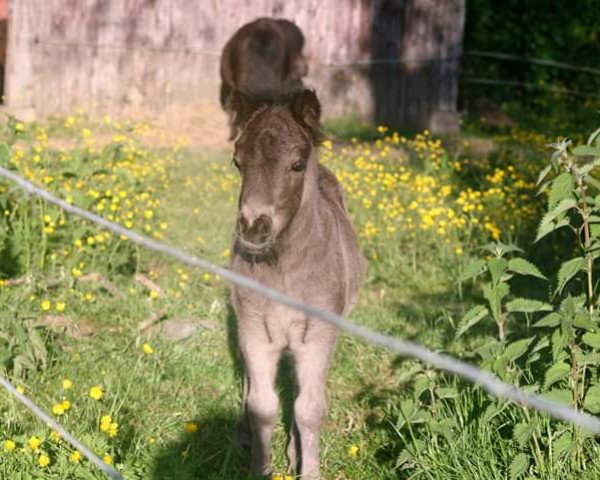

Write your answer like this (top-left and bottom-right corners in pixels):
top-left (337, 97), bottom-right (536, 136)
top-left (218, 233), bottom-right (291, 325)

top-left (0, 375), bottom-right (124, 480)
top-left (1, 164), bottom-right (600, 440)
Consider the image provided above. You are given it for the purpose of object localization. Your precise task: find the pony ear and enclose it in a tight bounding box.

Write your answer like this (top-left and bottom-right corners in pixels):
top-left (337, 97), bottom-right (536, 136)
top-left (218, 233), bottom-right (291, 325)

top-left (226, 89), bottom-right (261, 139)
top-left (289, 89), bottom-right (323, 144)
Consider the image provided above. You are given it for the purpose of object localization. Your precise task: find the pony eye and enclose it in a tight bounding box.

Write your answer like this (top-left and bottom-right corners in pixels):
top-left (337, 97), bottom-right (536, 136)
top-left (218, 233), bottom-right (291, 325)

top-left (291, 161), bottom-right (306, 172)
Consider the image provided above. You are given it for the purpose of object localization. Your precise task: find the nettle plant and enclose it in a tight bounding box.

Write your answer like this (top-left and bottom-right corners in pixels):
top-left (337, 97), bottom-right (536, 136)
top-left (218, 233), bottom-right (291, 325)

top-left (457, 127), bottom-right (600, 476)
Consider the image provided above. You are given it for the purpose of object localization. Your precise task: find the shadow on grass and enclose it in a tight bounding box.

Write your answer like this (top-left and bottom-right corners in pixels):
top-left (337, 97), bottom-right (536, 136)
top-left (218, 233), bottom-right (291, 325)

top-left (150, 302), bottom-right (298, 479)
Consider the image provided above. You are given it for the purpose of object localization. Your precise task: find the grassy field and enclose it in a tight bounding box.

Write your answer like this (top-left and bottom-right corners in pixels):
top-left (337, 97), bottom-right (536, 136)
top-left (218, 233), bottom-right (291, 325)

top-left (1, 112), bottom-right (600, 479)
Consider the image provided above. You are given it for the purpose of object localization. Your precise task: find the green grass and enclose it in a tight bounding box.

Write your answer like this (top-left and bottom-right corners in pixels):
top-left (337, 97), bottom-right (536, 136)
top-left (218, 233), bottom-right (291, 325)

top-left (1, 114), bottom-right (600, 479)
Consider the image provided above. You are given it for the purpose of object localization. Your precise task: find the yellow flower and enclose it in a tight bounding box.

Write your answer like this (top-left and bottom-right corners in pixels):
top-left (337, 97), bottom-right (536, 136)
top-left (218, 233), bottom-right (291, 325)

top-left (70, 450), bottom-right (81, 463)
top-left (184, 422), bottom-right (198, 433)
top-left (61, 399), bottom-right (72, 411)
top-left (62, 378), bottom-right (73, 390)
top-left (49, 431), bottom-right (62, 442)
top-left (455, 246), bottom-right (464, 255)
top-left (28, 436), bottom-right (42, 451)
top-left (348, 444), bottom-right (359, 458)
top-left (89, 385), bottom-right (104, 400)
top-left (108, 423), bottom-right (119, 438)
top-left (100, 415), bottom-right (112, 432)
top-left (15, 122), bottom-right (24, 132)
top-left (221, 248), bottom-right (230, 258)
top-left (81, 128), bottom-right (92, 138)
top-left (149, 290), bottom-right (159, 299)
top-left (142, 343), bottom-right (154, 354)
top-left (103, 454), bottom-right (113, 465)
top-left (41, 300), bottom-right (51, 311)
top-left (52, 403), bottom-right (65, 416)
top-left (16, 385), bottom-right (25, 395)
top-left (55, 302), bottom-right (66, 312)
top-left (3, 439), bottom-right (16, 452)
top-left (38, 454), bottom-right (51, 467)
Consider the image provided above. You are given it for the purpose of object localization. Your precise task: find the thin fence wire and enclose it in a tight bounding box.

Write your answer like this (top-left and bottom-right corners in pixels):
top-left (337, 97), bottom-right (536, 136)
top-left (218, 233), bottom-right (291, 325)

top-left (0, 375), bottom-right (125, 480)
top-left (466, 50), bottom-right (600, 76)
top-left (23, 40), bottom-right (600, 78)
top-left (1, 164), bottom-right (600, 442)
top-left (463, 77), bottom-right (599, 98)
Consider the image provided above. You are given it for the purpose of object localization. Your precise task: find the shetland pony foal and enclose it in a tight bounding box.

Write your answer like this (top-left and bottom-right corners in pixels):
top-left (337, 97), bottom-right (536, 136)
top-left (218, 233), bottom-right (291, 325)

top-left (229, 89), bottom-right (364, 479)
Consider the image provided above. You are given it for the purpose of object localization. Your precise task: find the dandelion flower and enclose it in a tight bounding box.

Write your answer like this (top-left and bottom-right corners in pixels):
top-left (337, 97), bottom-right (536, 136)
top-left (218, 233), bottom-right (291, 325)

top-left (184, 422), bottom-right (198, 433)
top-left (61, 399), bottom-right (71, 411)
top-left (38, 454), bottom-right (51, 467)
top-left (62, 379), bottom-right (73, 390)
top-left (100, 415), bottom-right (112, 432)
top-left (348, 444), bottom-right (359, 458)
top-left (89, 385), bottom-right (104, 400)
top-left (108, 423), bottom-right (118, 438)
top-left (3, 439), bottom-right (16, 452)
top-left (70, 450), bottom-right (81, 463)
top-left (142, 343), bottom-right (154, 354)
top-left (52, 403), bottom-right (65, 416)
top-left (41, 300), bottom-right (51, 311)
top-left (55, 302), bottom-right (66, 312)
top-left (149, 290), bottom-right (159, 299)
top-left (16, 385), bottom-right (25, 394)
top-left (103, 454), bottom-right (113, 465)
top-left (49, 431), bottom-right (62, 442)
top-left (28, 436), bottom-right (42, 451)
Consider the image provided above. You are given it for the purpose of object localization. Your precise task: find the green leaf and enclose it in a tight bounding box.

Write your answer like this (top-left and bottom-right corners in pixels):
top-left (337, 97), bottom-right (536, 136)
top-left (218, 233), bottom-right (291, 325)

top-left (430, 418), bottom-right (456, 442)
top-left (541, 198), bottom-right (578, 225)
top-left (0, 144), bottom-right (10, 164)
top-left (582, 332), bottom-right (600, 349)
top-left (513, 423), bottom-right (533, 447)
top-left (573, 145), bottom-right (599, 157)
top-left (533, 312), bottom-right (561, 328)
top-left (503, 338), bottom-right (534, 362)
top-left (544, 362), bottom-right (570, 389)
top-left (584, 384), bottom-right (600, 414)
top-left (484, 283), bottom-right (510, 321)
top-left (488, 258), bottom-right (508, 285)
top-left (460, 259), bottom-right (487, 282)
top-left (535, 217), bottom-right (570, 243)
top-left (587, 126), bottom-right (600, 147)
top-left (555, 257), bottom-right (585, 295)
top-left (507, 258), bottom-right (546, 279)
top-left (578, 157), bottom-right (600, 176)
top-left (553, 432), bottom-right (574, 460)
top-left (412, 376), bottom-right (430, 399)
top-left (397, 365), bottom-right (423, 384)
top-left (551, 328), bottom-right (570, 362)
top-left (548, 172), bottom-right (574, 210)
top-left (536, 164), bottom-right (552, 187)
top-left (509, 452), bottom-right (529, 480)
top-left (543, 389), bottom-right (572, 405)
top-left (572, 313), bottom-right (597, 332)
top-left (506, 298), bottom-right (553, 314)
top-left (435, 387), bottom-right (458, 399)
top-left (456, 305), bottom-right (489, 337)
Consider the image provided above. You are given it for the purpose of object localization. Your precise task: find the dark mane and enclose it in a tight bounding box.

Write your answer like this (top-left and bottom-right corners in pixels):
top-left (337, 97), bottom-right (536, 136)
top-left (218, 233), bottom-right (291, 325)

top-left (228, 87), bottom-right (324, 145)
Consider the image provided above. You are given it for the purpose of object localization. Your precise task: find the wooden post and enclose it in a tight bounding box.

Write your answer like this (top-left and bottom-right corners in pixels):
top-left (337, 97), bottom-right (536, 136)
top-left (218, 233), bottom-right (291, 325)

top-left (371, 0), bottom-right (465, 132)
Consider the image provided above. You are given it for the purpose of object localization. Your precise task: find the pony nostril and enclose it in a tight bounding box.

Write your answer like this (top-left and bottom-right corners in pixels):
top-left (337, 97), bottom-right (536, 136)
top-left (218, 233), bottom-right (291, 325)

top-left (239, 214), bottom-right (272, 245)
top-left (254, 215), bottom-right (272, 239)
top-left (238, 215), bottom-right (250, 234)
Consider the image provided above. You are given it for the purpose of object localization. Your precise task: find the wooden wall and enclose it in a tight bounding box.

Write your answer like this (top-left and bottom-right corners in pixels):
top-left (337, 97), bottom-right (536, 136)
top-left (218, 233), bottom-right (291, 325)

top-left (4, 0), bottom-right (465, 131)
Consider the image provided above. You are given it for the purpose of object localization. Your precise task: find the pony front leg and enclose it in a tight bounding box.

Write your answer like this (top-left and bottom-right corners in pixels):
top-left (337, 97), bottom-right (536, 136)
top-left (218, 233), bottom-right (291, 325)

top-left (292, 335), bottom-right (335, 480)
top-left (240, 340), bottom-right (281, 475)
